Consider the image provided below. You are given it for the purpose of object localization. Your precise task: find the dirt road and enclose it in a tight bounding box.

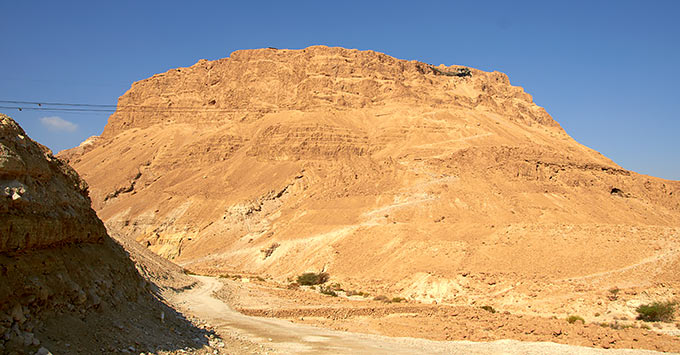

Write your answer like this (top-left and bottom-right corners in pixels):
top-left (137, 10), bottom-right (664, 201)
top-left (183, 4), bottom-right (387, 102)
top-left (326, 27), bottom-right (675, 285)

top-left (173, 276), bottom-right (663, 354)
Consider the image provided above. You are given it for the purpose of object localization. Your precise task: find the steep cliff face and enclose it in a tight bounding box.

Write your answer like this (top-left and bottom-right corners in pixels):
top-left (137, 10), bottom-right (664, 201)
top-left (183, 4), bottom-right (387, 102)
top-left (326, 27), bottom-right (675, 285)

top-left (62, 46), bottom-right (680, 311)
top-left (98, 46), bottom-right (556, 138)
top-left (0, 114), bottom-right (205, 354)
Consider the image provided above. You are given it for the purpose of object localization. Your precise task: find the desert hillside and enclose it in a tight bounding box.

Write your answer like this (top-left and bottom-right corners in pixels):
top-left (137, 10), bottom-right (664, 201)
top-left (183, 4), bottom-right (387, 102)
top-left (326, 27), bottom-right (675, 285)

top-left (61, 46), bottom-right (680, 318)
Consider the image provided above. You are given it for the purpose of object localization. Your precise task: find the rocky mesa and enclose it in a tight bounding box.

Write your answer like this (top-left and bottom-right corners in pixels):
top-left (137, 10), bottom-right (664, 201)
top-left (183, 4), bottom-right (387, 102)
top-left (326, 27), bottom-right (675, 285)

top-left (61, 46), bottom-right (680, 319)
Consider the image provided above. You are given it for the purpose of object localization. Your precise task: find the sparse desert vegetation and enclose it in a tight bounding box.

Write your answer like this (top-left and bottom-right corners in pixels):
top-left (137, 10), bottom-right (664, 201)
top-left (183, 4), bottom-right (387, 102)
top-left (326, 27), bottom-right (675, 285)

top-left (319, 286), bottom-right (338, 297)
top-left (607, 287), bottom-right (620, 301)
top-left (373, 295), bottom-right (391, 303)
top-left (636, 301), bottom-right (677, 322)
top-left (566, 315), bottom-right (585, 324)
top-left (296, 272), bottom-right (330, 286)
top-left (480, 305), bottom-right (496, 313)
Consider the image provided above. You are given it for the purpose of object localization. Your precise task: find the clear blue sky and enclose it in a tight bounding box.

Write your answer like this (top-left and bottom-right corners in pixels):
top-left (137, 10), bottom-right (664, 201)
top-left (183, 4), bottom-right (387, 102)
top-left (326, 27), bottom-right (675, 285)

top-left (1, 1), bottom-right (678, 180)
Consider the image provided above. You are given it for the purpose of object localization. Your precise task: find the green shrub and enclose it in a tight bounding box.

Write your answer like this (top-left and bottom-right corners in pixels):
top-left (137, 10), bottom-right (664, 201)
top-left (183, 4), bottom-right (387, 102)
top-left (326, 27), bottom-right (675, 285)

top-left (481, 305), bottom-right (496, 313)
top-left (297, 272), bottom-right (330, 286)
top-left (391, 297), bottom-right (406, 303)
top-left (329, 283), bottom-right (344, 291)
top-left (566, 315), bottom-right (585, 324)
top-left (608, 287), bottom-right (620, 301)
top-left (319, 286), bottom-right (338, 297)
top-left (636, 301), bottom-right (676, 322)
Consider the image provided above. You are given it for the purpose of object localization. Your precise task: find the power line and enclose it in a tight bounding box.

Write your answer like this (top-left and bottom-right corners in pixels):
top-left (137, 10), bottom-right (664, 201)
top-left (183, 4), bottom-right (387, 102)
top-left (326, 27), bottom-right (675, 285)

top-left (0, 99), bottom-right (251, 110)
top-left (0, 99), bottom-right (270, 114)
top-left (0, 106), bottom-right (115, 112)
top-left (0, 100), bottom-right (116, 108)
top-left (0, 106), bottom-right (251, 113)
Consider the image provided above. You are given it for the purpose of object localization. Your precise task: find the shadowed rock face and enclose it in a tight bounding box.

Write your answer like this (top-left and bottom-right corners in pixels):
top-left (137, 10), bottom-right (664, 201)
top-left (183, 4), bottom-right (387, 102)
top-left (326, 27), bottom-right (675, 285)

top-left (0, 114), bottom-right (210, 354)
top-left (61, 46), bottom-right (680, 311)
top-left (0, 114), bottom-right (105, 252)
top-left (0, 113), bottom-right (138, 351)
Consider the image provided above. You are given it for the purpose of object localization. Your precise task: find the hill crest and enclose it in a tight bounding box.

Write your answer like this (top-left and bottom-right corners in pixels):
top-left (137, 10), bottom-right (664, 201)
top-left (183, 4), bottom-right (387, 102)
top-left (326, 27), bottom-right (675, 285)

top-left (101, 45), bottom-right (558, 138)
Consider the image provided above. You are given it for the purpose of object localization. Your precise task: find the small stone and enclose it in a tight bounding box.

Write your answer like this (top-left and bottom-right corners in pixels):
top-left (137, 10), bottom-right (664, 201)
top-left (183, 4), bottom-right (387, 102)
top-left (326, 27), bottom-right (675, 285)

top-left (34, 347), bottom-right (52, 355)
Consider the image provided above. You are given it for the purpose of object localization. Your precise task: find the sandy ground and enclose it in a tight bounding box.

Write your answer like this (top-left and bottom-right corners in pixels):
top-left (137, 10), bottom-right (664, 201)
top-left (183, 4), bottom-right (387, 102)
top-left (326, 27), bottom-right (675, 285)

top-left (166, 276), bottom-right (673, 354)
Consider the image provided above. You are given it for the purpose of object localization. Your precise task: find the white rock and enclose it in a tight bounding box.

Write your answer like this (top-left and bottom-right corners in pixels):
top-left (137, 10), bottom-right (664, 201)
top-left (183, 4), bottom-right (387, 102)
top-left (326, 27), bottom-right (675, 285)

top-left (34, 347), bottom-right (52, 355)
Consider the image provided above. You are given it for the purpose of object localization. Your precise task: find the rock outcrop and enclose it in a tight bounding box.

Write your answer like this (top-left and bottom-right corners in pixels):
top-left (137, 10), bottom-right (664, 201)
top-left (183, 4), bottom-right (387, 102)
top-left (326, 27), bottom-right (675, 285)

top-left (61, 46), bottom-right (680, 316)
top-left (0, 114), bottom-right (207, 354)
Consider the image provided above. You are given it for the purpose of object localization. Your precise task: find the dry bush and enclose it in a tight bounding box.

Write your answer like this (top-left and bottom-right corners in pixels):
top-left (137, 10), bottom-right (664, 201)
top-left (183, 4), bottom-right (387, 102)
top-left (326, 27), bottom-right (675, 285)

top-left (319, 286), bottom-right (338, 297)
top-left (297, 272), bottom-right (329, 286)
top-left (373, 295), bottom-right (390, 303)
top-left (480, 305), bottom-right (496, 313)
top-left (566, 315), bottom-right (585, 324)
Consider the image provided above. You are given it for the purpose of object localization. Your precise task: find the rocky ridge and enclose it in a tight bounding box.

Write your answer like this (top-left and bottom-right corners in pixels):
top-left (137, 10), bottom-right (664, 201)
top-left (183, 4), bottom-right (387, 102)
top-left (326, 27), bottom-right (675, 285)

top-left (0, 114), bottom-right (219, 354)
